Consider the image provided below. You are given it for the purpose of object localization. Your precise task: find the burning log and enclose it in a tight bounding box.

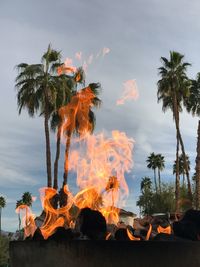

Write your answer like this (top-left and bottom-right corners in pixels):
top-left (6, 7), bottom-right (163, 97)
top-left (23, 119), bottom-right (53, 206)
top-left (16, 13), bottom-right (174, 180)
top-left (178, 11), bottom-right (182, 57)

top-left (115, 228), bottom-right (130, 241)
top-left (32, 228), bottom-right (44, 241)
top-left (173, 209), bottom-right (200, 241)
top-left (75, 208), bottom-right (107, 240)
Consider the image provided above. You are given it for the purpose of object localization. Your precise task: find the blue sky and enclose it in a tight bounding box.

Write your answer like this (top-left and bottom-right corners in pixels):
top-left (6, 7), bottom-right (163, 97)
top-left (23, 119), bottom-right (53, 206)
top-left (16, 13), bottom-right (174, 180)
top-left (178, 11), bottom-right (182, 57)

top-left (0, 0), bottom-right (200, 231)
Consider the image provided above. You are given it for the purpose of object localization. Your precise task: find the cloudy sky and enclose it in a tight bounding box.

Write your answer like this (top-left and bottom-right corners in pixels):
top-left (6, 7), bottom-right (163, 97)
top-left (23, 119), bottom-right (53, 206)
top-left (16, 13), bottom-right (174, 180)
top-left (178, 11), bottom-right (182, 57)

top-left (1, 0), bottom-right (200, 231)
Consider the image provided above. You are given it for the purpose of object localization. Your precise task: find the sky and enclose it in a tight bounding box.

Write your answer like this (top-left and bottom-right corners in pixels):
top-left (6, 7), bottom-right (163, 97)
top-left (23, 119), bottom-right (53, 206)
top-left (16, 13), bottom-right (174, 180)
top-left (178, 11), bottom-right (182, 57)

top-left (0, 0), bottom-right (200, 231)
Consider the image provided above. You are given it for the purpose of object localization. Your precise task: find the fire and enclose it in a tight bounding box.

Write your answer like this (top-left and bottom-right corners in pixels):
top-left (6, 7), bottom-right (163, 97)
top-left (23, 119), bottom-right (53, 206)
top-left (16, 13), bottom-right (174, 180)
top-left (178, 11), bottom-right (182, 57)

top-left (16, 71), bottom-right (138, 239)
top-left (157, 225), bottom-right (172, 235)
top-left (127, 228), bottom-right (140, 241)
top-left (15, 204), bottom-right (36, 238)
top-left (145, 224), bottom-right (152, 241)
top-left (57, 58), bottom-right (77, 76)
top-left (117, 80), bottom-right (139, 105)
top-left (39, 186), bottom-right (73, 239)
top-left (106, 232), bottom-right (112, 240)
top-left (59, 84), bottom-right (134, 225)
top-left (67, 130), bottom-right (134, 224)
top-left (59, 86), bottom-right (96, 138)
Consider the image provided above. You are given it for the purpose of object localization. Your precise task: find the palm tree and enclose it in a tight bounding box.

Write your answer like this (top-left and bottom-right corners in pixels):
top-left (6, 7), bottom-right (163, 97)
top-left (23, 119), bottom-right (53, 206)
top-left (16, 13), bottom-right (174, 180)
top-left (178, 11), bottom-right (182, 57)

top-left (140, 177), bottom-right (152, 194)
top-left (15, 45), bottom-right (72, 187)
top-left (60, 83), bottom-right (102, 187)
top-left (22, 192), bottom-right (33, 207)
top-left (155, 154), bottom-right (165, 193)
top-left (137, 177), bottom-right (153, 215)
top-left (157, 51), bottom-right (192, 211)
top-left (185, 73), bottom-right (200, 208)
top-left (147, 153), bottom-right (158, 193)
top-left (0, 197), bottom-right (6, 235)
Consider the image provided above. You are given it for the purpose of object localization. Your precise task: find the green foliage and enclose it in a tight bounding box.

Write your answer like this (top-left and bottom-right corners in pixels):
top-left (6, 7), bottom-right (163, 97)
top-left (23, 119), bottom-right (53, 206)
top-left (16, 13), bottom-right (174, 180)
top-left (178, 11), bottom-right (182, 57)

top-left (146, 153), bottom-right (165, 193)
top-left (157, 51), bottom-right (191, 114)
top-left (185, 73), bottom-right (200, 116)
top-left (137, 178), bottom-right (176, 215)
top-left (0, 197), bottom-right (6, 209)
top-left (22, 192), bottom-right (33, 207)
top-left (173, 154), bottom-right (190, 175)
top-left (137, 177), bottom-right (154, 215)
top-left (0, 235), bottom-right (9, 267)
top-left (137, 176), bottom-right (193, 215)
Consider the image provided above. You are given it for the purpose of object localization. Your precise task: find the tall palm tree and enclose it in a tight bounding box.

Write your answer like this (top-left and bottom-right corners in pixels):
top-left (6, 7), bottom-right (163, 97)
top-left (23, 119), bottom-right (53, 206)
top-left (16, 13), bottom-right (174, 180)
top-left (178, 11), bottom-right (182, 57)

top-left (59, 83), bottom-right (102, 187)
top-left (0, 196), bottom-right (6, 235)
top-left (155, 154), bottom-right (165, 193)
top-left (157, 51), bottom-right (192, 211)
top-left (147, 152), bottom-right (158, 193)
top-left (185, 73), bottom-right (200, 208)
top-left (15, 45), bottom-right (71, 187)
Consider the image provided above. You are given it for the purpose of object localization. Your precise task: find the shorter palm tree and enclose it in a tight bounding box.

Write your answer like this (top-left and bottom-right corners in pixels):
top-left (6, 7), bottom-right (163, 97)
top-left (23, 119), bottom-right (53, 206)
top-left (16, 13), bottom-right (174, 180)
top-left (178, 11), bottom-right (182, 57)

top-left (0, 197), bottom-right (6, 235)
top-left (147, 153), bottom-right (158, 193)
top-left (155, 154), bottom-right (165, 193)
top-left (22, 192), bottom-right (33, 207)
top-left (140, 177), bottom-right (152, 194)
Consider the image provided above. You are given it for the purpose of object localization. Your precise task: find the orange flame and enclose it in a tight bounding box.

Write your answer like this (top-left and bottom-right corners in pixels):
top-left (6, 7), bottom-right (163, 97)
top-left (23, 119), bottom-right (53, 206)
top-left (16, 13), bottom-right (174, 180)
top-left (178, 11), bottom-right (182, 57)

top-left (59, 86), bottom-right (96, 139)
top-left (57, 58), bottom-right (77, 76)
top-left (157, 225), bottom-right (172, 235)
top-left (127, 228), bottom-right (140, 241)
top-left (39, 186), bottom-right (73, 239)
top-left (106, 232), bottom-right (112, 240)
top-left (15, 204), bottom-right (36, 238)
top-left (117, 80), bottom-right (139, 105)
top-left (68, 130), bottom-right (134, 224)
top-left (145, 224), bottom-right (152, 241)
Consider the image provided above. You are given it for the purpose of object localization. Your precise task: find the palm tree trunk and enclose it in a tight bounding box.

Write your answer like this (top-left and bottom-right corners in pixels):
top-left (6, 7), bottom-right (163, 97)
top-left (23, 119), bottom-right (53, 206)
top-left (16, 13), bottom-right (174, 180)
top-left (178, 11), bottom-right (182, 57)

top-left (182, 173), bottom-right (185, 186)
top-left (18, 213), bottom-right (21, 232)
top-left (44, 94), bottom-right (52, 188)
top-left (158, 169), bottom-right (161, 193)
top-left (173, 92), bottom-right (180, 212)
top-left (195, 120), bottom-right (200, 209)
top-left (53, 125), bottom-right (61, 190)
top-left (177, 128), bottom-right (192, 201)
top-left (0, 208), bottom-right (1, 235)
top-left (63, 131), bottom-right (72, 186)
top-left (175, 133), bottom-right (180, 212)
top-left (154, 169), bottom-right (158, 193)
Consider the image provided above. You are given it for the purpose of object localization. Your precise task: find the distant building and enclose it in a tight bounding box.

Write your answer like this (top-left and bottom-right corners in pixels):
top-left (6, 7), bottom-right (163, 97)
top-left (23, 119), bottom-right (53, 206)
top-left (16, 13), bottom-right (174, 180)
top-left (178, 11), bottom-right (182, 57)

top-left (119, 209), bottom-right (137, 226)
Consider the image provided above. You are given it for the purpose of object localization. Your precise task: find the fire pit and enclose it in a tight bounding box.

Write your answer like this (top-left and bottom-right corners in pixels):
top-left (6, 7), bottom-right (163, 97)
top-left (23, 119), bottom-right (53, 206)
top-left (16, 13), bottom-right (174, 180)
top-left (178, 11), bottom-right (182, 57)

top-left (9, 239), bottom-right (200, 267)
